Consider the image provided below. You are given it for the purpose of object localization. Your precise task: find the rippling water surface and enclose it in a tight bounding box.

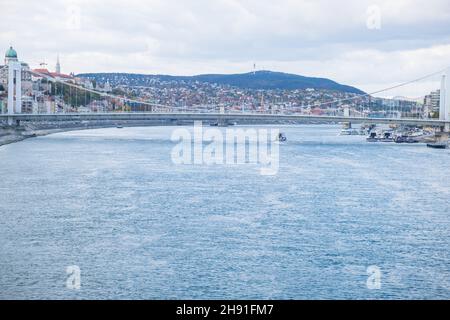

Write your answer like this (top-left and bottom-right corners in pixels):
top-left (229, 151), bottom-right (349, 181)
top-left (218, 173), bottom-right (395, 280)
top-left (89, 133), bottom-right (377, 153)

top-left (0, 125), bottom-right (449, 300)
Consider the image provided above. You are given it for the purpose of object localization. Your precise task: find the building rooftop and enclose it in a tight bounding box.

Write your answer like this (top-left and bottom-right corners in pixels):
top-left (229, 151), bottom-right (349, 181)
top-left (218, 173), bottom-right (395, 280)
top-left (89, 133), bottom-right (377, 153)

top-left (32, 68), bottom-right (74, 79)
top-left (5, 46), bottom-right (17, 59)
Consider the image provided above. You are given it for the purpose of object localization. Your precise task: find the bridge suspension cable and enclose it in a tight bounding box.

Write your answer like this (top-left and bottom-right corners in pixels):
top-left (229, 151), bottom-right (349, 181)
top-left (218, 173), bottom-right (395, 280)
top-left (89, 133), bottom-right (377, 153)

top-left (32, 70), bottom-right (172, 110)
top-left (304, 65), bottom-right (450, 109)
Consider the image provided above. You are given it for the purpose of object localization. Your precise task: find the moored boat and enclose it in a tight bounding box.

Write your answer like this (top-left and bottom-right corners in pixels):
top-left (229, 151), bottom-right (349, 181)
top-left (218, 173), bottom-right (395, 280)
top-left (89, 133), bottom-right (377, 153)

top-left (380, 132), bottom-right (394, 143)
top-left (340, 128), bottom-right (360, 136)
top-left (395, 135), bottom-right (419, 144)
top-left (427, 142), bottom-right (448, 149)
top-left (366, 132), bottom-right (379, 142)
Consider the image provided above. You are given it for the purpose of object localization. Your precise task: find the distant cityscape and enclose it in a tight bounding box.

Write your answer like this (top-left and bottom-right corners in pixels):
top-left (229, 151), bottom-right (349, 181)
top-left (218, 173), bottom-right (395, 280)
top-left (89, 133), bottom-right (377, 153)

top-left (0, 46), bottom-right (443, 119)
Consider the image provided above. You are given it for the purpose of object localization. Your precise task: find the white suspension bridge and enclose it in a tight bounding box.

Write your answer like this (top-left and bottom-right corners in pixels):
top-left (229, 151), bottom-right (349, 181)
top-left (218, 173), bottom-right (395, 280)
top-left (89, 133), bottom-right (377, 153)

top-left (2, 58), bottom-right (450, 141)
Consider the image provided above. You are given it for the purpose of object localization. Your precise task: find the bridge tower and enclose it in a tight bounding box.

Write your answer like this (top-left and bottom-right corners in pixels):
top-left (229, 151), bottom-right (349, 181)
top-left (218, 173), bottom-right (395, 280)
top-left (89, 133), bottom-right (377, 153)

top-left (6, 47), bottom-right (22, 114)
top-left (439, 70), bottom-right (450, 132)
top-left (439, 75), bottom-right (445, 120)
top-left (5, 47), bottom-right (22, 125)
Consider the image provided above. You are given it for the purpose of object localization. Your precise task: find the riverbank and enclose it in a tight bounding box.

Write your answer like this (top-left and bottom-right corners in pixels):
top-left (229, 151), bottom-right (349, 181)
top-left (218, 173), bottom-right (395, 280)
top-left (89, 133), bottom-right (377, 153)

top-left (0, 123), bottom-right (179, 147)
top-left (0, 128), bottom-right (73, 147)
top-left (0, 134), bottom-right (28, 146)
top-left (0, 127), bottom-right (29, 147)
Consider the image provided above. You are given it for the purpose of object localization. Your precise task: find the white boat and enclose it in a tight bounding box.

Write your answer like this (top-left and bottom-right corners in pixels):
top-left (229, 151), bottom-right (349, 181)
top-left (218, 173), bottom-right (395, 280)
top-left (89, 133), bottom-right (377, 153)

top-left (340, 128), bottom-right (360, 136)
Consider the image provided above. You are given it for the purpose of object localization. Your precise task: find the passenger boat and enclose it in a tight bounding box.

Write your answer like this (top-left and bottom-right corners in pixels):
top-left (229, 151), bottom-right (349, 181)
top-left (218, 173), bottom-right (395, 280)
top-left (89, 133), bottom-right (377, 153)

top-left (340, 128), bottom-right (360, 136)
top-left (395, 135), bottom-right (419, 144)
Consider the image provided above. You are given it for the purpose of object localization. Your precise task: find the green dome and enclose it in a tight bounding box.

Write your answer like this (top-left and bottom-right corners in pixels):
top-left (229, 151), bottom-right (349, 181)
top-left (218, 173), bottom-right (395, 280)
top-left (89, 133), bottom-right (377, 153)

top-left (5, 46), bottom-right (17, 58)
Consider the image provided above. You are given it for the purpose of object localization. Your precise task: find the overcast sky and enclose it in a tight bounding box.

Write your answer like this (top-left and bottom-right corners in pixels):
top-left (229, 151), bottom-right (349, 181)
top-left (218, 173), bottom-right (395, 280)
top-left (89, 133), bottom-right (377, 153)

top-left (1, 0), bottom-right (450, 96)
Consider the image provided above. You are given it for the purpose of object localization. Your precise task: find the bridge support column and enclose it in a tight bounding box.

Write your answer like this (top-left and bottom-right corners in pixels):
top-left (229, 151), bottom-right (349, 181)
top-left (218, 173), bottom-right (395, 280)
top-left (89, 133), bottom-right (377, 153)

top-left (15, 67), bottom-right (22, 114)
top-left (436, 131), bottom-right (449, 143)
top-left (341, 122), bottom-right (352, 130)
top-left (7, 61), bottom-right (22, 115)
top-left (440, 75), bottom-right (446, 121)
top-left (438, 71), bottom-right (450, 133)
top-left (446, 70), bottom-right (450, 130)
top-left (440, 70), bottom-right (450, 123)
top-left (344, 107), bottom-right (350, 118)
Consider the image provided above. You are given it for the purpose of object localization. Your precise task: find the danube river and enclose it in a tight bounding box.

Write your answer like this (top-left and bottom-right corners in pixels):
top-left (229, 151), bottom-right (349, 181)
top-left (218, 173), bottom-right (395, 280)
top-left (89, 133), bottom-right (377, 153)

top-left (0, 125), bottom-right (449, 300)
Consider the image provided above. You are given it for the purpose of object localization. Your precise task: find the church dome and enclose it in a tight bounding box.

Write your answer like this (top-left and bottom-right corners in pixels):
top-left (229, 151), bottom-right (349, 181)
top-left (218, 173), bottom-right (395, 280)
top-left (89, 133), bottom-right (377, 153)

top-left (5, 46), bottom-right (17, 59)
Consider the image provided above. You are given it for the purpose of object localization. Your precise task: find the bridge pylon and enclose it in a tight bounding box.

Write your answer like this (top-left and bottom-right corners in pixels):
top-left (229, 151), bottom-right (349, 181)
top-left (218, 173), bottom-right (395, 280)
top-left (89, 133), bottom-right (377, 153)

top-left (7, 61), bottom-right (22, 118)
top-left (439, 70), bottom-right (450, 132)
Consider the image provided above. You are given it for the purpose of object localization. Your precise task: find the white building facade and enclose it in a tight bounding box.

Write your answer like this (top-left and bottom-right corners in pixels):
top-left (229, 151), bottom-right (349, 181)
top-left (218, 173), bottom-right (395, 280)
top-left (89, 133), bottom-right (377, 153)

top-left (0, 46), bottom-right (33, 114)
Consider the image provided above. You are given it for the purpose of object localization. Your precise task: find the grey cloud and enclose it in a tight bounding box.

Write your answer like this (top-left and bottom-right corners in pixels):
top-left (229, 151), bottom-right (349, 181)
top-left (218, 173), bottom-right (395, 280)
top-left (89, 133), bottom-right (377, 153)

top-left (1, 0), bottom-right (449, 96)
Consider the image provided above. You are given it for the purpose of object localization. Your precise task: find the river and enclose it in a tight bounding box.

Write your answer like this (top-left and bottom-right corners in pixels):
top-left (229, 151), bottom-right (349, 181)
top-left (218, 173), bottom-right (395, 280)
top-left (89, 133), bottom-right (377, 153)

top-left (0, 125), bottom-right (449, 299)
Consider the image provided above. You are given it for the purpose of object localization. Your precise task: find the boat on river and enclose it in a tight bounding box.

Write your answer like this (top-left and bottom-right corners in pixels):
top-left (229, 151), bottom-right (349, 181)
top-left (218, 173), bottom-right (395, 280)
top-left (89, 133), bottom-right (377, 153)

top-left (278, 133), bottom-right (287, 142)
top-left (366, 132), bottom-right (379, 142)
top-left (427, 142), bottom-right (448, 149)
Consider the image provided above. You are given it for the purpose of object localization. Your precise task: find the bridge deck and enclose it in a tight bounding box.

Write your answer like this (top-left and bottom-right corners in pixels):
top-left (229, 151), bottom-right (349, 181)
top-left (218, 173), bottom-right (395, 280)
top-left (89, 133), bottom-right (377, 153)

top-left (0, 112), bottom-right (448, 127)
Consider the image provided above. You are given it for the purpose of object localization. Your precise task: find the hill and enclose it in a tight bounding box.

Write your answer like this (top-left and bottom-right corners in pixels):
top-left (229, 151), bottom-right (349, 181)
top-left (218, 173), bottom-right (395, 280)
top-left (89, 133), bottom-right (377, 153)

top-left (78, 70), bottom-right (364, 94)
